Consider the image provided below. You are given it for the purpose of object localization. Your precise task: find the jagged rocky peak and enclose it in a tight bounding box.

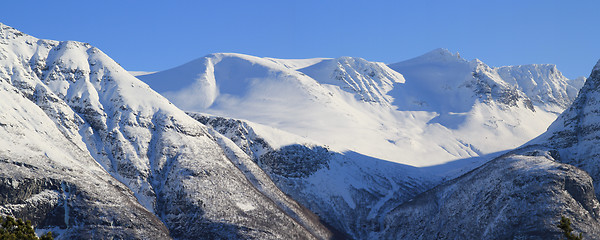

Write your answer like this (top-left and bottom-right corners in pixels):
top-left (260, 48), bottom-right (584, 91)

top-left (388, 48), bottom-right (583, 113)
top-left (593, 59), bottom-right (600, 72)
top-left (388, 48), bottom-right (535, 113)
top-left (496, 63), bottom-right (583, 108)
top-left (538, 58), bottom-right (600, 149)
top-left (0, 22), bottom-right (28, 40)
top-left (407, 48), bottom-right (466, 64)
top-left (298, 56), bottom-right (405, 104)
top-left (378, 58), bottom-right (600, 239)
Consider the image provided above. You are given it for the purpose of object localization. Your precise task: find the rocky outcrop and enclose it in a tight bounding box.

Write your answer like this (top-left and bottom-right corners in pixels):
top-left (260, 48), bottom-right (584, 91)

top-left (531, 59), bottom-right (600, 199)
top-left (383, 147), bottom-right (600, 239)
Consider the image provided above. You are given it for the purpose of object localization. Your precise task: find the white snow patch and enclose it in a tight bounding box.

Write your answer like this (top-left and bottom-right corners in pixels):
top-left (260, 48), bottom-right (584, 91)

top-left (129, 71), bottom-right (157, 76)
top-left (236, 202), bottom-right (256, 211)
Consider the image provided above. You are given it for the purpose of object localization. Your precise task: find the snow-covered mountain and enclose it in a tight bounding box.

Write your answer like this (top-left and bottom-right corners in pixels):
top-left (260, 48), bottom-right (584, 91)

top-left (141, 53), bottom-right (425, 166)
top-left (1, 20), bottom-right (594, 240)
top-left (380, 59), bottom-right (600, 239)
top-left (140, 49), bottom-right (583, 170)
top-left (388, 48), bottom-right (582, 114)
top-left (0, 23), bottom-right (334, 239)
top-left (388, 49), bottom-right (583, 155)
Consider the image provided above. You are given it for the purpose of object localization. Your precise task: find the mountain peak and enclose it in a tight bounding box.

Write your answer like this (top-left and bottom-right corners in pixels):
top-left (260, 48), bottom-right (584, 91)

top-left (335, 56), bottom-right (367, 62)
top-left (206, 52), bottom-right (257, 60)
top-left (422, 48), bottom-right (463, 60)
top-left (430, 47), bottom-right (454, 55)
top-left (0, 22), bottom-right (28, 40)
top-left (390, 48), bottom-right (467, 68)
top-left (592, 59), bottom-right (600, 75)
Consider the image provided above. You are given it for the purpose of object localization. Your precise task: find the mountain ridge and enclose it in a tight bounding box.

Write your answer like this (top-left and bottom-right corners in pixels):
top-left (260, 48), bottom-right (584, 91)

top-left (140, 48), bottom-right (583, 168)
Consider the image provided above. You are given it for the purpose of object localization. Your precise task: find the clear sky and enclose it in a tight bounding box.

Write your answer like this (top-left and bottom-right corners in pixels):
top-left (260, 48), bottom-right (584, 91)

top-left (1, 0), bottom-right (597, 78)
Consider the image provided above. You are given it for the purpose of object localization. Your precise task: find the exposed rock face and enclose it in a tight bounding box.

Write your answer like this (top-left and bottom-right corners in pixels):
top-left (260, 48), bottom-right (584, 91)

top-left (260, 145), bottom-right (332, 178)
top-left (0, 23), bottom-right (332, 239)
top-left (383, 147), bottom-right (600, 239)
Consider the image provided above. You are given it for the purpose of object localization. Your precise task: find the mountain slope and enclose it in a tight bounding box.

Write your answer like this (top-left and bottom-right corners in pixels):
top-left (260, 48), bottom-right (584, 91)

top-left (0, 71), bottom-right (171, 240)
top-left (0, 23), bottom-right (332, 239)
top-left (190, 113), bottom-right (439, 239)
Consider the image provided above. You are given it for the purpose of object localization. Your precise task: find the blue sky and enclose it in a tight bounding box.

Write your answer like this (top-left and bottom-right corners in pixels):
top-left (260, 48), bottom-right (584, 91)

top-left (1, 1), bottom-right (597, 78)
